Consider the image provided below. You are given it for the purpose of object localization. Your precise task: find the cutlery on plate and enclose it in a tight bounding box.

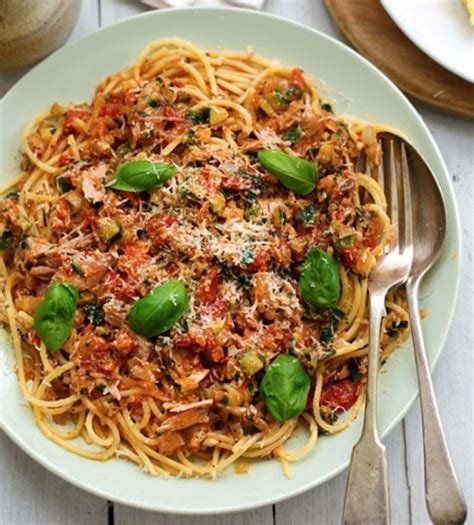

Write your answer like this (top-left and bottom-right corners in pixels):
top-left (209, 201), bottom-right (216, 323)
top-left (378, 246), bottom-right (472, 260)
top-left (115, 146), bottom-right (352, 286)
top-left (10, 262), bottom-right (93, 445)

top-left (342, 135), bottom-right (414, 525)
top-left (399, 135), bottom-right (467, 525)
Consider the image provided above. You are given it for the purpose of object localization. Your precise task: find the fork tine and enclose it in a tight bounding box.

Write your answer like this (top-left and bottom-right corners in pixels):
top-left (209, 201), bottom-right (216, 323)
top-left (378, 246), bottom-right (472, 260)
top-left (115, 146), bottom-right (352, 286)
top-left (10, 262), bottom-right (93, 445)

top-left (400, 142), bottom-right (413, 250)
top-left (377, 141), bottom-right (385, 197)
top-left (387, 139), bottom-right (399, 238)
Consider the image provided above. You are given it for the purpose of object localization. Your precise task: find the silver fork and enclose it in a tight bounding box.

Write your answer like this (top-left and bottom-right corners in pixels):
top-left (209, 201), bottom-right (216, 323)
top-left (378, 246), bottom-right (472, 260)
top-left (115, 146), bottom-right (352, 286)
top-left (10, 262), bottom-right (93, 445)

top-left (342, 138), bottom-right (414, 525)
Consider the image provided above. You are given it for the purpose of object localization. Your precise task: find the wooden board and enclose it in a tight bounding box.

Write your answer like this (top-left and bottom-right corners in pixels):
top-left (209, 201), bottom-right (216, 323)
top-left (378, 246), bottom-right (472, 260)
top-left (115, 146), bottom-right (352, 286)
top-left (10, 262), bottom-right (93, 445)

top-left (324, 0), bottom-right (474, 119)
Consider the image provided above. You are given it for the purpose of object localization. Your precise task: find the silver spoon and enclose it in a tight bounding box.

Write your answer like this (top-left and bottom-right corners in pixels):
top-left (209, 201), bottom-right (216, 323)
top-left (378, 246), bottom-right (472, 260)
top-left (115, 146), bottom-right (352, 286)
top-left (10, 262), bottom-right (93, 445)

top-left (396, 132), bottom-right (468, 525)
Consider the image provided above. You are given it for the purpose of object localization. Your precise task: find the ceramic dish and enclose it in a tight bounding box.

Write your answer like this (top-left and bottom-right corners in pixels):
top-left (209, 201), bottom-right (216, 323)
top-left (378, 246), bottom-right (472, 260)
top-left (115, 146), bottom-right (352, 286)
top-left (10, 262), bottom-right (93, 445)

top-left (381, 0), bottom-right (474, 83)
top-left (0, 7), bottom-right (461, 514)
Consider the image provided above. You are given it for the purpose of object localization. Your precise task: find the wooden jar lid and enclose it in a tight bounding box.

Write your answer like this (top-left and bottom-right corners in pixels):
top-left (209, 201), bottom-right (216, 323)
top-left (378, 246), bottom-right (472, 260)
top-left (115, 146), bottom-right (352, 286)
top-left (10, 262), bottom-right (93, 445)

top-left (324, 0), bottom-right (474, 119)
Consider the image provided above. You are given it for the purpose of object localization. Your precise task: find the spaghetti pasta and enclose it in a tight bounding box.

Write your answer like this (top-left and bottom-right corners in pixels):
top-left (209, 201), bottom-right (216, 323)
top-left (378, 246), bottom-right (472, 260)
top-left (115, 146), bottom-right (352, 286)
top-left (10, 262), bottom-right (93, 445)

top-left (0, 39), bottom-right (409, 478)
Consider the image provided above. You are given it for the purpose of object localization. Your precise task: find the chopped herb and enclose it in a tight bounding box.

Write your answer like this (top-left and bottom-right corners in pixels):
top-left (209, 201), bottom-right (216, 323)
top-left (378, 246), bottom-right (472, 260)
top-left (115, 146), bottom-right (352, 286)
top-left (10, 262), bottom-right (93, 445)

top-left (0, 232), bottom-right (13, 250)
top-left (331, 308), bottom-right (345, 325)
top-left (237, 170), bottom-right (267, 189)
top-left (222, 395), bottom-right (229, 406)
top-left (217, 261), bottom-right (252, 289)
top-left (321, 103), bottom-right (333, 113)
top-left (286, 85), bottom-right (303, 99)
top-left (296, 205), bottom-right (316, 224)
top-left (70, 261), bottom-right (84, 276)
top-left (175, 317), bottom-right (189, 333)
top-left (184, 129), bottom-right (197, 146)
top-left (334, 235), bottom-right (353, 248)
top-left (96, 383), bottom-right (106, 392)
top-left (244, 205), bottom-right (260, 220)
top-left (243, 189), bottom-right (258, 205)
top-left (271, 90), bottom-right (289, 108)
top-left (116, 142), bottom-right (131, 155)
top-left (240, 247), bottom-right (255, 267)
top-left (137, 111), bottom-right (149, 118)
top-left (320, 326), bottom-right (334, 345)
top-left (149, 99), bottom-right (162, 108)
top-left (279, 208), bottom-right (287, 225)
top-left (19, 238), bottom-right (30, 250)
top-left (56, 176), bottom-right (73, 194)
top-left (80, 387), bottom-right (89, 395)
top-left (5, 191), bottom-right (19, 201)
top-left (185, 107), bottom-right (210, 125)
top-left (83, 303), bottom-right (105, 326)
top-left (284, 127), bottom-right (302, 143)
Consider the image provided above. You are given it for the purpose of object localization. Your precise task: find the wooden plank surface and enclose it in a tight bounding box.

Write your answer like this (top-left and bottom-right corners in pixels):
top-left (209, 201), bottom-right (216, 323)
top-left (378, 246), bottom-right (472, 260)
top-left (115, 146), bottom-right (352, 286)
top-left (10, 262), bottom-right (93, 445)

top-left (0, 1), bottom-right (472, 524)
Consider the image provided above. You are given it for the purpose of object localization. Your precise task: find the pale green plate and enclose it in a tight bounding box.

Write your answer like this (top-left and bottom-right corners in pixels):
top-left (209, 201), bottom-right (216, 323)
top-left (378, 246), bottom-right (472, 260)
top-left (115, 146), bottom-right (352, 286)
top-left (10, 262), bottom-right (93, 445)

top-left (0, 7), bottom-right (461, 515)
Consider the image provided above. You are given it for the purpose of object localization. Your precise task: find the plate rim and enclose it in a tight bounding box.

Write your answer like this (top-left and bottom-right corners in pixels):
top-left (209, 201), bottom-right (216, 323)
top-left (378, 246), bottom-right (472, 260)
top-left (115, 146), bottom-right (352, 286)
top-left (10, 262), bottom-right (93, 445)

top-left (380, 0), bottom-right (474, 83)
top-left (0, 6), bottom-right (463, 515)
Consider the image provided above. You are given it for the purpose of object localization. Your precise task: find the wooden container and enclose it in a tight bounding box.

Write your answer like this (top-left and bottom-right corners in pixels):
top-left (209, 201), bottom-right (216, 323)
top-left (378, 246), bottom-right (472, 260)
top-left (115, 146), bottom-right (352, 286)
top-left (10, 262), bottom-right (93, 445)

top-left (0, 0), bottom-right (81, 70)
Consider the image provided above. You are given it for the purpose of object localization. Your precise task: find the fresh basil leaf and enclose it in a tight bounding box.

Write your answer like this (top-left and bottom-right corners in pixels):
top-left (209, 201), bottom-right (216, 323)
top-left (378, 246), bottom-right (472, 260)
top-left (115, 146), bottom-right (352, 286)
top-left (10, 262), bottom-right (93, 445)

top-left (128, 280), bottom-right (188, 338)
top-left (300, 249), bottom-right (340, 309)
top-left (258, 149), bottom-right (318, 196)
top-left (111, 160), bottom-right (176, 192)
top-left (260, 354), bottom-right (310, 422)
top-left (34, 283), bottom-right (78, 352)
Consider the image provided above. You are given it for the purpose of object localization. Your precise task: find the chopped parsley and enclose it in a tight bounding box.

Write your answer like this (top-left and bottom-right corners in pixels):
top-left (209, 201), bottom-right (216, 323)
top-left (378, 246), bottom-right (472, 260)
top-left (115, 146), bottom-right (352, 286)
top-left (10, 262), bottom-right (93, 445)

top-left (83, 303), bottom-right (105, 326)
top-left (185, 107), bottom-right (210, 125)
top-left (149, 99), bottom-right (162, 108)
top-left (284, 127), bottom-right (302, 143)
top-left (0, 232), bottom-right (13, 250)
top-left (296, 205), bottom-right (316, 224)
top-left (70, 261), bottom-right (84, 276)
top-left (321, 103), bottom-right (333, 113)
top-left (240, 247), bottom-right (255, 267)
top-left (56, 176), bottom-right (73, 194)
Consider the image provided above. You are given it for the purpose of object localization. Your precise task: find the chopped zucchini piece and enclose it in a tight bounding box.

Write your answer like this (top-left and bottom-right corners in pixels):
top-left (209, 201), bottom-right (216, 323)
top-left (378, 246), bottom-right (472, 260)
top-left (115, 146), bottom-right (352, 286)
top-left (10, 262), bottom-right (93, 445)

top-left (239, 350), bottom-right (264, 377)
top-left (259, 100), bottom-right (275, 116)
top-left (97, 217), bottom-right (120, 243)
top-left (209, 192), bottom-right (226, 215)
top-left (223, 384), bottom-right (242, 406)
top-left (209, 106), bottom-right (229, 125)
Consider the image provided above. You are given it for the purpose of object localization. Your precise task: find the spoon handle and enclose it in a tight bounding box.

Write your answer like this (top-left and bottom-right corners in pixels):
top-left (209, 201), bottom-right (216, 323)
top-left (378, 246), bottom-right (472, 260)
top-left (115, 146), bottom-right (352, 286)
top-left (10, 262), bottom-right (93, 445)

top-left (407, 278), bottom-right (467, 525)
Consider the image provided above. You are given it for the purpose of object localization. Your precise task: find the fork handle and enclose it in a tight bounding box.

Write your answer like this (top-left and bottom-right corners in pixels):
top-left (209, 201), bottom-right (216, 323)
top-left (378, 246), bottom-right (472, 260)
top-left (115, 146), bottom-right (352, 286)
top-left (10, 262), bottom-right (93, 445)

top-left (342, 290), bottom-right (390, 525)
top-left (407, 277), bottom-right (467, 525)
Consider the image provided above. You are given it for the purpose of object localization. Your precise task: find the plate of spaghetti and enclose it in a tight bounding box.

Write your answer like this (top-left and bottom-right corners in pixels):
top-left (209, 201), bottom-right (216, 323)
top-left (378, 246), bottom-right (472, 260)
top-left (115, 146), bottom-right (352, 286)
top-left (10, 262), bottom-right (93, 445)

top-left (0, 7), bottom-right (461, 514)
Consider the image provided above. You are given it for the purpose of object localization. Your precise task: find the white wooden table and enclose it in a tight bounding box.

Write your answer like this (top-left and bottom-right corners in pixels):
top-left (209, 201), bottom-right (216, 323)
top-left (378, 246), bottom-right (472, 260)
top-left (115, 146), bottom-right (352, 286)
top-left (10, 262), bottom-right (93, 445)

top-left (1, 1), bottom-right (472, 523)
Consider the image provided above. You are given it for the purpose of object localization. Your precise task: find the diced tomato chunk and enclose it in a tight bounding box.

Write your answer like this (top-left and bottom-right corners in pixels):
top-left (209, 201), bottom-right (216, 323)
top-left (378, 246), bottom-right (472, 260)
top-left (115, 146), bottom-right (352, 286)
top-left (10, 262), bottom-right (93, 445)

top-left (247, 251), bottom-right (269, 273)
top-left (58, 154), bottom-right (74, 166)
top-left (145, 213), bottom-right (177, 247)
top-left (320, 379), bottom-right (359, 410)
top-left (99, 103), bottom-right (122, 118)
top-left (291, 68), bottom-right (305, 90)
top-left (64, 109), bottom-right (89, 130)
top-left (162, 105), bottom-right (185, 120)
top-left (198, 268), bottom-right (220, 305)
top-left (221, 174), bottom-right (252, 190)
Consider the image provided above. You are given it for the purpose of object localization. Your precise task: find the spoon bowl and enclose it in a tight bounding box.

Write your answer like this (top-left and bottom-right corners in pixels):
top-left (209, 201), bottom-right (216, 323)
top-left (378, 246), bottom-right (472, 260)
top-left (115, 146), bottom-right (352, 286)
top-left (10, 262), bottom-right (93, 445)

top-left (379, 132), bottom-right (467, 524)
